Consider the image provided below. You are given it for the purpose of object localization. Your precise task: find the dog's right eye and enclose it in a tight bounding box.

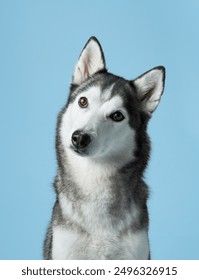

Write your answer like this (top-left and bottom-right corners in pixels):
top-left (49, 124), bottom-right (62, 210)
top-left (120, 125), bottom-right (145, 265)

top-left (78, 97), bottom-right (88, 108)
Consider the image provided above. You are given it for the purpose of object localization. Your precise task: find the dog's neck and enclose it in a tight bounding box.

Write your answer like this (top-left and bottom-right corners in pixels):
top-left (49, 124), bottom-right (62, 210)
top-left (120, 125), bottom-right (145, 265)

top-left (61, 149), bottom-right (143, 201)
top-left (65, 148), bottom-right (118, 192)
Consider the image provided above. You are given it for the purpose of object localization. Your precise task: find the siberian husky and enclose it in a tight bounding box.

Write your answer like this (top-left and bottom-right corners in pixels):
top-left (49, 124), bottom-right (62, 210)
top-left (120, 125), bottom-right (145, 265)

top-left (44, 37), bottom-right (165, 259)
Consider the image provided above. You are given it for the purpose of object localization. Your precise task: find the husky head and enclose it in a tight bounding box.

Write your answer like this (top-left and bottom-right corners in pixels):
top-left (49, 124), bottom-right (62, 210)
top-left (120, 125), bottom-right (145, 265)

top-left (58, 37), bottom-right (165, 167)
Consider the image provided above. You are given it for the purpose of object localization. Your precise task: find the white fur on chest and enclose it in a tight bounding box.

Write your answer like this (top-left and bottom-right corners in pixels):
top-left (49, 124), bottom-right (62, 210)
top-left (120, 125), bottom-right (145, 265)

top-left (52, 148), bottom-right (149, 260)
top-left (52, 225), bottom-right (149, 259)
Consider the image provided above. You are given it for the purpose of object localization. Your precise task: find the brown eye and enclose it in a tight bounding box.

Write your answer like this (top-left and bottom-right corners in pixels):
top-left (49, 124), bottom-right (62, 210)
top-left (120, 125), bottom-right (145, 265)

top-left (110, 111), bottom-right (125, 122)
top-left (78, 97), bottom-right (88, 108)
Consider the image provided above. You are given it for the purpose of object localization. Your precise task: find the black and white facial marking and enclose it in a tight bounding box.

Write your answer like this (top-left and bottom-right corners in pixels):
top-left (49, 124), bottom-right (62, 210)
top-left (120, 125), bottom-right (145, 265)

top-left (59, 37), bottom-right (165, 166)
top-left (60, 82), bottom-right (136, 165)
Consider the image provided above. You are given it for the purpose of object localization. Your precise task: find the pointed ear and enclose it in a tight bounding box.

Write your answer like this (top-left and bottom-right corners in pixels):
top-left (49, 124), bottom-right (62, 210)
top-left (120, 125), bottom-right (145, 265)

top-left (133, 66), bottom-right (165, 114)
top-left (72, 37), bottom-right (106, 85)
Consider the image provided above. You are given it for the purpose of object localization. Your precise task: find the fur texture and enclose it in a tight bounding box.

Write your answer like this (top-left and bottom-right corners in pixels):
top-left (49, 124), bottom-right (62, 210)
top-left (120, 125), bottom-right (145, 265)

top-left (44, 37), bottom-right (165, 260)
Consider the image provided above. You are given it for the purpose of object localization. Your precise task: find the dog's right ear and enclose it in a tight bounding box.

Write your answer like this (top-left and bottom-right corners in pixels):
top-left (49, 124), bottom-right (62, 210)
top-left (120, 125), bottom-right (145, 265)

top-left (132, 66), bottom-right (165, 115)
top-left (72, 37), bottom-right (106, 86)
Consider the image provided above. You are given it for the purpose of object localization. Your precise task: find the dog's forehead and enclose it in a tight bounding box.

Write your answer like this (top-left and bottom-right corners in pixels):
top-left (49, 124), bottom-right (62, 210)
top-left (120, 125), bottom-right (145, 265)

top-left (73, 72), bottom-right (132, 102)
top-left (101, 83), bottom-right (116, 101)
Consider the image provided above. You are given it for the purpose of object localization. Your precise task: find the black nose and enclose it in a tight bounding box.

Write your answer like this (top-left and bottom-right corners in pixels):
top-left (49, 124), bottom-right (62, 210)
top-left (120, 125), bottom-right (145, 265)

top-left (71, 130), bottom-right (91, 149)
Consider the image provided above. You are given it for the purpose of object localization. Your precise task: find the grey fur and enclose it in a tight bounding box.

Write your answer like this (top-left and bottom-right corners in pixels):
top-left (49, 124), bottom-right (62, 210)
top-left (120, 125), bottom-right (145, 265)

top-left (43, 37), bottom-right (165, 259)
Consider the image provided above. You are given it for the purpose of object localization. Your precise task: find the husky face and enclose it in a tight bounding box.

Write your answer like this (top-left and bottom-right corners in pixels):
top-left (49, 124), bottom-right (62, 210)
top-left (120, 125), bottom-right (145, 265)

top-left (59, 37), bottom-right (165, 166)
top-left (61, 83), bottom-right (136, 163)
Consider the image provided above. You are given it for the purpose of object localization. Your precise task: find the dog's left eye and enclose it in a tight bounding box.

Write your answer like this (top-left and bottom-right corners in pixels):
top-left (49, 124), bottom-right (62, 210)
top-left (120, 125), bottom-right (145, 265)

top-left (78, 97), bottom-right (88, 108)
top-left (110, 111), bottom-right (125, 122)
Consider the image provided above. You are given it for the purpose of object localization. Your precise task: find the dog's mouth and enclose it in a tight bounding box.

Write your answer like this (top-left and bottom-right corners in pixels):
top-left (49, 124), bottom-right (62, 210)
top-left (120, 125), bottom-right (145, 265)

top-left (70, 146), bottom-right (88, 157)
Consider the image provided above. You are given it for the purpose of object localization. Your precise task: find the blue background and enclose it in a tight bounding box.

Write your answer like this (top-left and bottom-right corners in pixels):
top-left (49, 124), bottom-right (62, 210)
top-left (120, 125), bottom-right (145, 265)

top-left (0, 0), bottom-right (199, 260)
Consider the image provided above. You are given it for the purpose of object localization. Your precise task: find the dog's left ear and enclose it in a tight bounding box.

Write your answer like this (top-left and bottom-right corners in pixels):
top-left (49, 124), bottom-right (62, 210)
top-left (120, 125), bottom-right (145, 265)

top-left (72, 37), bottom-right (106, 85)
top-left (132, 66), bottom-right (165, 114)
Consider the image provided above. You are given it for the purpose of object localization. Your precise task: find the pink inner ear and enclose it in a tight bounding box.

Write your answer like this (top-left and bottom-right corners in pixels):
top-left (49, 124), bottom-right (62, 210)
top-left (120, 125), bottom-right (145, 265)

top-left (84, 57), bottom-right (91, 78)
top-left (140, 87), bottom-right (154, 102)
